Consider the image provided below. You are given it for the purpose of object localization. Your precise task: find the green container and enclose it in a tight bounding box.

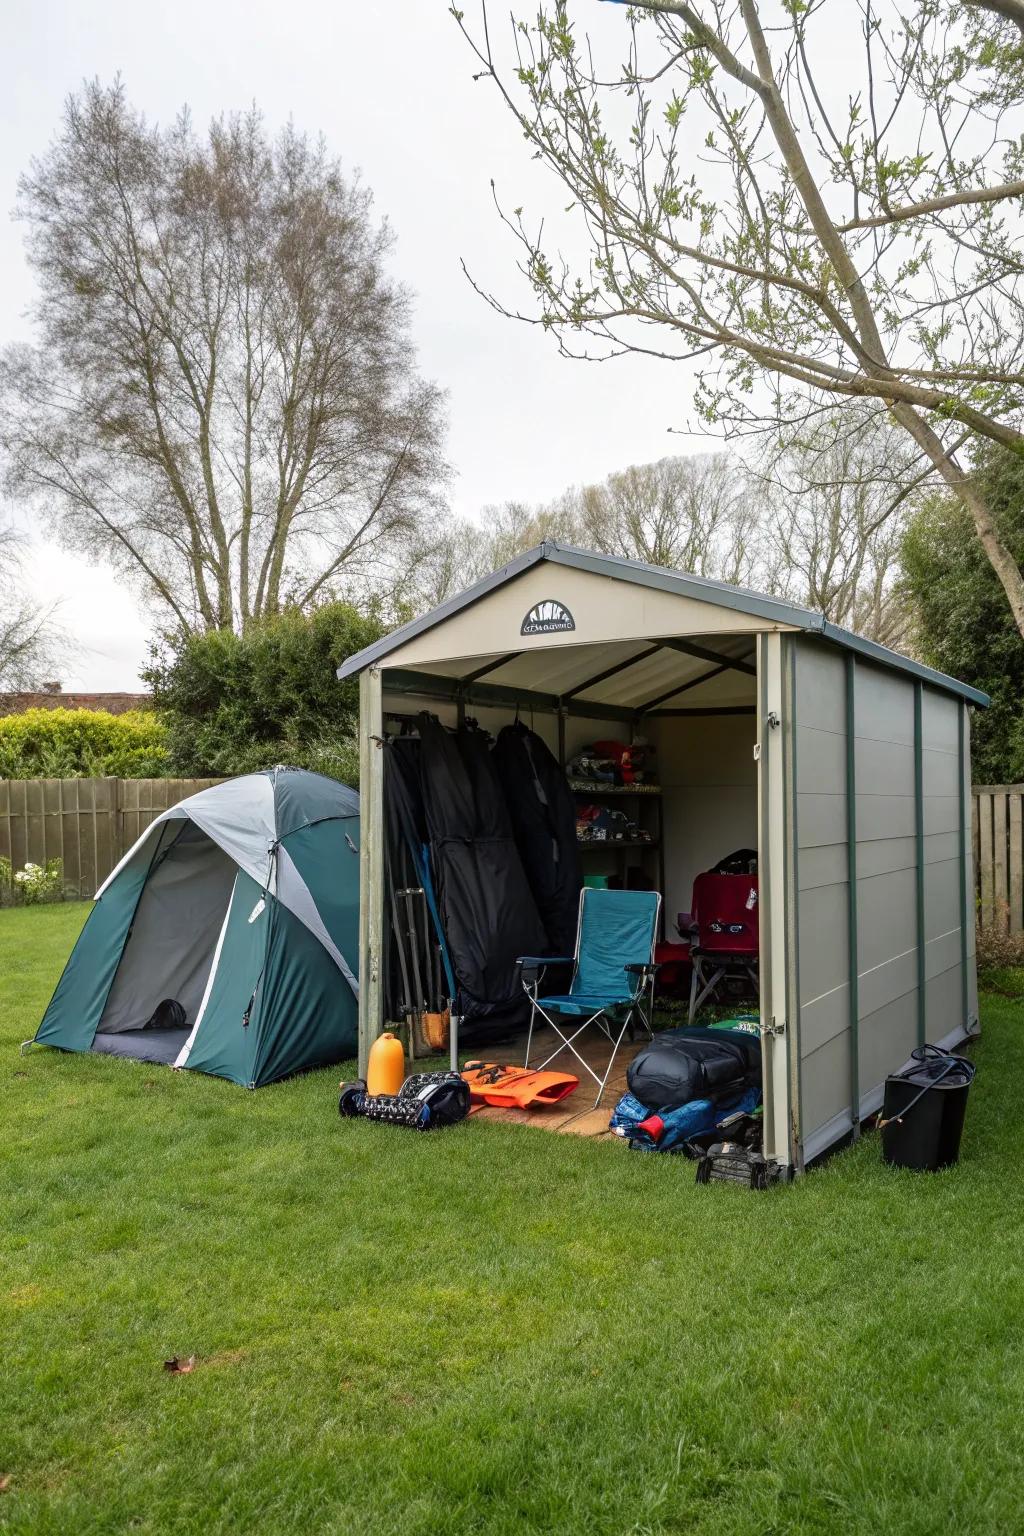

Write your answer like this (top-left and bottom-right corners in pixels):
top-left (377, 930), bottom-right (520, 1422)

top-left (583, 873), bottom-right (610, 889)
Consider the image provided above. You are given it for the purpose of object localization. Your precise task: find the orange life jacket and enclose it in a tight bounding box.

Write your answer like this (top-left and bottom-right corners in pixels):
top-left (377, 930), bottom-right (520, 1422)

top-left (460, 1060), bottom-right (579, 1109)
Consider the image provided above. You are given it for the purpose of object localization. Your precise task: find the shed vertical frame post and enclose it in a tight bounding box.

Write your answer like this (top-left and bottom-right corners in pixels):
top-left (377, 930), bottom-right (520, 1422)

top-left (914, 681), bottom-right (927, 1048)
top-left (845, 654), bottom-right (860, 1138)
top-left (358, 665), bottom-right (384, 1078)
top-left (958, 703), bottom-right (972, 1030)
top-left (757, 631), bottom-right (793, 1170)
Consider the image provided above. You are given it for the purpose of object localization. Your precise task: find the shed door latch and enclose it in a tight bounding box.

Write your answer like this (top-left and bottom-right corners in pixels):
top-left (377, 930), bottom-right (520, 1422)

top-left (760, 1017), bottom-right (786, 1038)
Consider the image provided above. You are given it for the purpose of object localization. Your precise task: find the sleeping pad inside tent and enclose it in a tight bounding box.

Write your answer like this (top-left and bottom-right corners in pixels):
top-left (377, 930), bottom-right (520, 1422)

top-left (32, 768), bottom-right (360, 1087)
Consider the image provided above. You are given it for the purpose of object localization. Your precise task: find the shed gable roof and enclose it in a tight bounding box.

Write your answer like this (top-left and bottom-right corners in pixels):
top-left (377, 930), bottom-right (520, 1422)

top-left (338, 541), bottom-right (988, 707)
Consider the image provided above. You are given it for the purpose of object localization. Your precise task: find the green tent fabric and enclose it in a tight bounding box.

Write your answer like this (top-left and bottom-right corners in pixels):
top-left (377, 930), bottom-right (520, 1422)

top-left (32, 768), bottom-right (360, 1087)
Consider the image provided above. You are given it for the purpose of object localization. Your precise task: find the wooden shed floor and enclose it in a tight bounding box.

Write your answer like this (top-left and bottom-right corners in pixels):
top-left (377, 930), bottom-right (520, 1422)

top-left (463, 1022), bottom-right (647, 1141)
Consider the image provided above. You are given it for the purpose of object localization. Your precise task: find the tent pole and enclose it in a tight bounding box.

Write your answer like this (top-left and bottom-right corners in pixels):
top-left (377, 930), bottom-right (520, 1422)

top-left (358, 665), bottom-right (385, 1079)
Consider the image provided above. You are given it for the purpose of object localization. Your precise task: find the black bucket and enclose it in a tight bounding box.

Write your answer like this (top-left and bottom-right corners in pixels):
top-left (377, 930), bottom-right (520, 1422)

top-left (880, 1044), bottom-right (976, 1171)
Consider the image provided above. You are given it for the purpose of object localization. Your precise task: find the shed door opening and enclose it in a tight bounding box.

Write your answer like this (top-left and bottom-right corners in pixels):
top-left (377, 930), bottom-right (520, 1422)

top-left (369, 630), bottom-right (767, 1144)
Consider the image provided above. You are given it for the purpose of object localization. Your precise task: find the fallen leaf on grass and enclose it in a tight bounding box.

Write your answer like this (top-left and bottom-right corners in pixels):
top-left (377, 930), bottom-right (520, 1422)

top-left (0, 1475), bottom-right (12, 1493)
top-left (163, 1356), bottom-right (196, 1374)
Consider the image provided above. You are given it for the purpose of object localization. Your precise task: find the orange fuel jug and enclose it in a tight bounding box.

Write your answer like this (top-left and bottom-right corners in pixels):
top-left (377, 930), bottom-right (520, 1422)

top-left (366, 1031), bottom-right (405, 1097)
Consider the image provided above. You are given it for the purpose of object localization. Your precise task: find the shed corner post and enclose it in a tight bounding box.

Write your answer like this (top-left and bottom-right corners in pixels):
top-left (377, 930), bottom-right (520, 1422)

top-left (757, 630), bottom-right (795, 1174)
top-left (913, 680), bottom-right (927, 1049)
top-left (358, 664), bottom-right (385, 1079)
top-left (960, 702), bottom-right (979, 1033)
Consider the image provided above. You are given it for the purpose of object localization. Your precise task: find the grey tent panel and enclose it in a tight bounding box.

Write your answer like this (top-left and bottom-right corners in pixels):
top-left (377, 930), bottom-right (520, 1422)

top-left (98, 823), bottom-right (237, 1034)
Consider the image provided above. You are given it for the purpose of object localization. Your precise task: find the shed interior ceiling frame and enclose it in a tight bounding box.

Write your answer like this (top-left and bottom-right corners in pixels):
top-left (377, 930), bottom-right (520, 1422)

top-left (379, 626), bottom-right (759, 725)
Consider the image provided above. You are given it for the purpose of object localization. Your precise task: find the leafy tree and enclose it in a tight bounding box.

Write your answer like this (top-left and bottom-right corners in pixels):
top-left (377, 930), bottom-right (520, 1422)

top-left (144, 602), bottom-right (383, 782)
top-left (0, 82), bottom-right (446, 634)
top-left (902, 448), bottom-right (1024, 781)
top-left (0, 708), bottom-right (167, 778)
top-left (454, 0), bottom-right (1024, 636)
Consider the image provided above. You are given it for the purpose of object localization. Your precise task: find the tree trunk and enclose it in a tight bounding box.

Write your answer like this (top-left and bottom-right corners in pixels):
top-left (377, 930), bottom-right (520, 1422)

top-left (891, 401), bottom-right (1024, 637)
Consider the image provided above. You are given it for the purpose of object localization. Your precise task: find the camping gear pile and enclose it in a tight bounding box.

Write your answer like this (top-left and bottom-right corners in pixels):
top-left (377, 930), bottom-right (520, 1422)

top-left (567, 739), bottom-right (653, 786)
top-left (383, 714), bottom-right (583, 1041)
top-left (339, 1071), bottom-right (471, 1130)
top-left (610, 1022), bottom-right (762, 1154)
top-left (576, 804), bottom-right (651, 843)
top-left (339, 1028), bottom-right (470, 1130)
top-left (29, 768), bottom-right (360, 1088)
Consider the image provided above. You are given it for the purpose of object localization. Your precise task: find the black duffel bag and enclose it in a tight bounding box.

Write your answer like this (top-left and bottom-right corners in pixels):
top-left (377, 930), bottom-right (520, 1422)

top-left (627, 1026), bottom-right (761, 1111)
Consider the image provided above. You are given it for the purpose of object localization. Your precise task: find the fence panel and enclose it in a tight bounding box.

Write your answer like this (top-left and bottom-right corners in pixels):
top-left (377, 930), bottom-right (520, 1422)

top-left (0, 775), bottom-right (1016, 922)
top-left (972, 786), bottom-right (1024, 934)
top-left (0, 777), bottom-right (221, 899)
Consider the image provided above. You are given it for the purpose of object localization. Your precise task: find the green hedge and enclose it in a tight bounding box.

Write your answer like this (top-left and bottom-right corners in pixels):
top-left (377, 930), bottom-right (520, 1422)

top-left (0, 708), bottom-right (168, 779)
top-left (144, 603), bottom-right (383, 783)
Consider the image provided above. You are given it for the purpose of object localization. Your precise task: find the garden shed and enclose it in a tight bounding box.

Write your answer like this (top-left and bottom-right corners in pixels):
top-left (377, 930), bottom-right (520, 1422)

top-left (338, 542), bottom-right (985, 1171)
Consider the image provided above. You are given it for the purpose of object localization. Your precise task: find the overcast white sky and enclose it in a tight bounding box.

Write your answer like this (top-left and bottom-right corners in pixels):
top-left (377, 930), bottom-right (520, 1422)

top-left (1, 1), bottom-right (712, 689)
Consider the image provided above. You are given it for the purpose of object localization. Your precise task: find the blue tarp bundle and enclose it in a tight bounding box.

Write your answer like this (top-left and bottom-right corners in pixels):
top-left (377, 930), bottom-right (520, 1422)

top-left (610, 1085), bottom-right (761, 1152)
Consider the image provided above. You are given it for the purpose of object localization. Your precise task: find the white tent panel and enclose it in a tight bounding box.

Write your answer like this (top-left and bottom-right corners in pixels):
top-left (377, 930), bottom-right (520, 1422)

top-left (95, 773), bottom-right (278, 901)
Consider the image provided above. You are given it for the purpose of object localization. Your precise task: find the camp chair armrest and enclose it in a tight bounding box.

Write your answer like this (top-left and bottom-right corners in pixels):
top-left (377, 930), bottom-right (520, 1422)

top-left (517, 954), bottom-right (574, 994)
top-left (624, 961), bottom-right (660, 975)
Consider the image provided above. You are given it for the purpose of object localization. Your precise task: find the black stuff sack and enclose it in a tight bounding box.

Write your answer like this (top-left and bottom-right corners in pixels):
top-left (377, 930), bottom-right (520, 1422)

top-left (142, 998), bottom-right (187, 1031)
top-left (627, 1025), bottom-right (761, 1112)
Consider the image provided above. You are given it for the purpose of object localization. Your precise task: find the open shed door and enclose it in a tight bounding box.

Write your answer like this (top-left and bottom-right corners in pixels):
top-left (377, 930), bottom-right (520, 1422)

top-left (788, 634), bottom-right (978, 1166)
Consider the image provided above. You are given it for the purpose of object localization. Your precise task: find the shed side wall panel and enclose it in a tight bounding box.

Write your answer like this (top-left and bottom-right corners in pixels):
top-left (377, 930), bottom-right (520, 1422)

top-left (793, 638), bottom-right (976, 1162)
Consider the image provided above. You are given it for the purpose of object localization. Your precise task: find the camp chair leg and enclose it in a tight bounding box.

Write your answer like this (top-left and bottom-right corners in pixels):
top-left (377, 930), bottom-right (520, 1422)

top-left (689, 961), bottom-right (726, 1023)
top-left (592, 1010), bottom-right (634, 1108)
top-left (524, 994), bottom-right (540, 1070)
top-left (531, 1009), bottom-right (607, 1092)
top-left (529, 1007), bottom-right (633, 1107)
top-left (687, 963), bottom-right (699, 1025)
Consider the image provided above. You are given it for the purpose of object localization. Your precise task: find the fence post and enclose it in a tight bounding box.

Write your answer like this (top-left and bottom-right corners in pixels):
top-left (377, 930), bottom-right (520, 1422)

top-left (112, 776), bottom-right (124, 868)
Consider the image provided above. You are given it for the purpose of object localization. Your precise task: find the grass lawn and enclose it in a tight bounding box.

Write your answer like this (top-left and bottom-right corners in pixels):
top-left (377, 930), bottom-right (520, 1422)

top-left (3, 902), bottom-right (1024, 1535)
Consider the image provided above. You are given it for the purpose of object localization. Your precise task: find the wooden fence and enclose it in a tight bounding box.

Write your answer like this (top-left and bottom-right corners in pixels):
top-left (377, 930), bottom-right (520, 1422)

top-left (0, 774), bottom-right (1019, 926)
top-left (0, 778), bottom-right (220, 900)
top-left (973, 785), bottom-right (1024, 933)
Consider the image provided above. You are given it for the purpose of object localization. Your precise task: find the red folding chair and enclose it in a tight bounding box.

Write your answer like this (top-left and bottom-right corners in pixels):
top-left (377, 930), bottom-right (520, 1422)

top-left (685, 872), bottom-right (759, 1023)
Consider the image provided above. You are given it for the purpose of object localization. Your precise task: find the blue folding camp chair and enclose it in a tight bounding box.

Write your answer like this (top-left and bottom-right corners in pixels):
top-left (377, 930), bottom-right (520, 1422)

top-left (518, 887), bottom-right (662, 1106)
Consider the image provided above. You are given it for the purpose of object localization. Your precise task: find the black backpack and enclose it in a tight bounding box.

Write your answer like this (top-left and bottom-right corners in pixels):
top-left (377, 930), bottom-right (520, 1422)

top-left (142, 998), bottom-right (187, 1031)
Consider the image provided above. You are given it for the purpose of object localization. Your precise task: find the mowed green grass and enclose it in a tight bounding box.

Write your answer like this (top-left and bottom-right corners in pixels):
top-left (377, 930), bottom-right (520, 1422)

top-left (3, 903), bottom-right (1024, 1536)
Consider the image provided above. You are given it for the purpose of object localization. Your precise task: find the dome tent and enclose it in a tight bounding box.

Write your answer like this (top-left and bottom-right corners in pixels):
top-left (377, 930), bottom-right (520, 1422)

top-left (31, 768), bottom-right (360, 1088)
